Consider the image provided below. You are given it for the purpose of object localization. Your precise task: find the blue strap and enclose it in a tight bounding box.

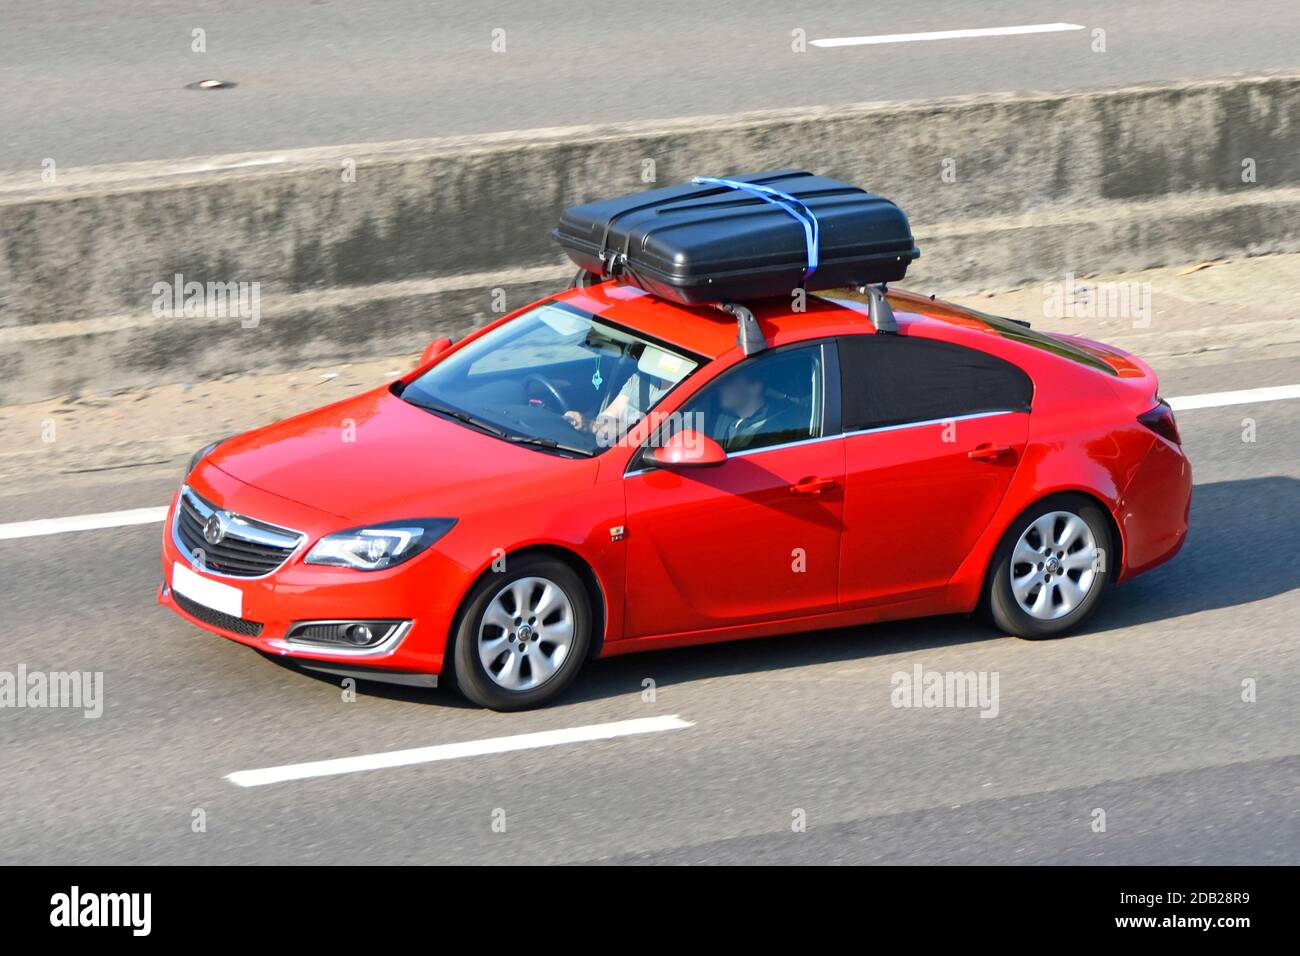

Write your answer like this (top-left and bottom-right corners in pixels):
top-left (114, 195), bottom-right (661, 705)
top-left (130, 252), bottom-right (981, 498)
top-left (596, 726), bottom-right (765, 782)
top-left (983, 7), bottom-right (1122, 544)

top-left (692, 176), bottom-right (820, 280)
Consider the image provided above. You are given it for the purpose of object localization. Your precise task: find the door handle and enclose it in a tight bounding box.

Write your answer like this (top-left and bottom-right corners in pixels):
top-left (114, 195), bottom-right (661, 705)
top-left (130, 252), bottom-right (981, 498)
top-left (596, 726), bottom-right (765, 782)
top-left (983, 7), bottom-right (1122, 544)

top-left (967, 444), bottom-right (1012, 461)
top-left (792, 476), bottom-right (838, 495)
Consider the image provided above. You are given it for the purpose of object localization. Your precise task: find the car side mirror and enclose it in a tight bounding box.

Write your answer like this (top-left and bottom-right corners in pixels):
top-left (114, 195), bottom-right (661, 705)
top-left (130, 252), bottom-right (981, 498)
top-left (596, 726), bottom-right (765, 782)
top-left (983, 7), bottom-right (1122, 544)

top-left (646, 429), bottom-right (727, 468)
top-left (420, 336), bottom-right (453, 365)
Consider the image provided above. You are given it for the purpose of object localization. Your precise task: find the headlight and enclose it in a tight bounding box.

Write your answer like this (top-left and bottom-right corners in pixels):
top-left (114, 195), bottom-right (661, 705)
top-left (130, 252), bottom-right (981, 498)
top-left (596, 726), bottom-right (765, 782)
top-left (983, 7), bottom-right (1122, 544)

top-left (185, 439), bottom-right (226, 479)
top-left (305, 518), bottom-right (457, 571)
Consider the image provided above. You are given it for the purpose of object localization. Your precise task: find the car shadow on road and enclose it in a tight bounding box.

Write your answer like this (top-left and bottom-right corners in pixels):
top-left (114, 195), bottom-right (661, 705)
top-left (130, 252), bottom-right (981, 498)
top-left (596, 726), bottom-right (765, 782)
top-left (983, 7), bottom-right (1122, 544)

top-left (284, 475), bottom-right (1298, 707)
top-left (566, 476), bottom-right (1300, 703)
top-left (1086, 475), bottom-right (1300, 632)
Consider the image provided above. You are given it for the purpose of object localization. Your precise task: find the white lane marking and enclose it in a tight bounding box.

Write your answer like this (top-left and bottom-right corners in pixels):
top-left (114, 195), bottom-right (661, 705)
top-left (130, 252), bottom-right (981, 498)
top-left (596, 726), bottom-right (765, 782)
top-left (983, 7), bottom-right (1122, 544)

top-left (3, 384), bottom-right (1299, 542)
top-left (1166, 384), bottom-right (1300, 412)
top-left (811, 22), bottom-right (1085, 48)
top-left (0, 506), bottom-right (168, 540)
top-left (225, 715), bottom-right (694, 788)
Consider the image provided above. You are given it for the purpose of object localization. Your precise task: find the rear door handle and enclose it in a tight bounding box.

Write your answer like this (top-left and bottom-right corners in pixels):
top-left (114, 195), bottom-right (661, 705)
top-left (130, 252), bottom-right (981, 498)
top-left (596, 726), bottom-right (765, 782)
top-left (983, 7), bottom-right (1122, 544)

top-left (967, 444), bottom-right (1012, 461)
top-left (792, 476), bottom-right (838, 495)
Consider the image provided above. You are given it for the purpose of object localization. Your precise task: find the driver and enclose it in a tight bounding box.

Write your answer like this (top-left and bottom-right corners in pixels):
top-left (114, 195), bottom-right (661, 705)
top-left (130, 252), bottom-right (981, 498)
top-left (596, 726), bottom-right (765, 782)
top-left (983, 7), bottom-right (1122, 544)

top-left (564, 368), bottom-right (670, 446)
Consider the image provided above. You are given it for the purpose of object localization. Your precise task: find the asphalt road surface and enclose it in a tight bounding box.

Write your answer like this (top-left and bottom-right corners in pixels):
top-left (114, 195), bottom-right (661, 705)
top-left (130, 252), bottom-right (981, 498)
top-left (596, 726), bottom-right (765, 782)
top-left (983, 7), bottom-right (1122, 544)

top-left (3, 0), bottom-right (1299, 170)
top-left (1, 351), bottom-right (1298, 864)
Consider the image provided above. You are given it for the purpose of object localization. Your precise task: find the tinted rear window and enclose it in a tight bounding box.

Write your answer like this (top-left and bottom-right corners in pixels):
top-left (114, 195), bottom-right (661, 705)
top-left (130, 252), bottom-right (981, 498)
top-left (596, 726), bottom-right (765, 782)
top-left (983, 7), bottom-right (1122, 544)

top-left (954, 305), bottom-right (1119, 376)
top-left (838, 334), bottom-right (1032, 432)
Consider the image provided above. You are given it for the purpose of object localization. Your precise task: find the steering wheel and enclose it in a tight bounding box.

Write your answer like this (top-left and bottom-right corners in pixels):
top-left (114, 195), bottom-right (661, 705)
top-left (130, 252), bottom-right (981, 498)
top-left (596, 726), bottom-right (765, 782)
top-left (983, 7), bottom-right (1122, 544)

top-left (523, 373), bottom-right (568, 413)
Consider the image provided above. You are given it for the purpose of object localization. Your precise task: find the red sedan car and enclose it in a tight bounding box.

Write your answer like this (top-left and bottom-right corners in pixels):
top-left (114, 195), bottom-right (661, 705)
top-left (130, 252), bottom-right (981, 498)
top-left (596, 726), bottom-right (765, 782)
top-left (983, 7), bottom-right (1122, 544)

top-left (159, 283), bottom-right (1190, 709)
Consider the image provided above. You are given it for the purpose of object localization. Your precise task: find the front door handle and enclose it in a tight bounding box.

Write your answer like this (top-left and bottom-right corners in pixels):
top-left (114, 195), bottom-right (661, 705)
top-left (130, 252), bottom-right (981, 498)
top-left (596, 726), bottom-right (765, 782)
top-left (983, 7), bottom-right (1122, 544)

top-left (792, 476), bottom-right (838, 496)
top-left (967, 444), bottom-right (1013, 461)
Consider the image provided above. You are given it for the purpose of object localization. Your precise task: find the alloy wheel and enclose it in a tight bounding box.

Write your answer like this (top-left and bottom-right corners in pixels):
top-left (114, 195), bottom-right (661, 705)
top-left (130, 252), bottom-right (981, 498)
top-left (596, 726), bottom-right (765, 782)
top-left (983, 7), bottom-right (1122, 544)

top-left (477, 576), bottom-right (576, 691)
top-left (1008, 511), bottom-right (1100, 621)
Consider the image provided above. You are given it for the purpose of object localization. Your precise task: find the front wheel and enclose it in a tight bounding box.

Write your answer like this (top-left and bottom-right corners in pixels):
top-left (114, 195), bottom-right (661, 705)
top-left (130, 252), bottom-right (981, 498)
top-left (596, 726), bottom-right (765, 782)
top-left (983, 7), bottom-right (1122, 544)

top-left (450, 556), bottom-right (592, 710)
top-left (985, 495), bottom-right (1112, 639)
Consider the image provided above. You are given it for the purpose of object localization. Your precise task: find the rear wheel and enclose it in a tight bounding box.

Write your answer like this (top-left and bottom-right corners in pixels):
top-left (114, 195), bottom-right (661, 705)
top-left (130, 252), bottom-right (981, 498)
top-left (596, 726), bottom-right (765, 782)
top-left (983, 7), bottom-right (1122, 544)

top-left (450, 556), bottom-right (591, 710)
top-left (986, 495), bottom-right (1112, 639)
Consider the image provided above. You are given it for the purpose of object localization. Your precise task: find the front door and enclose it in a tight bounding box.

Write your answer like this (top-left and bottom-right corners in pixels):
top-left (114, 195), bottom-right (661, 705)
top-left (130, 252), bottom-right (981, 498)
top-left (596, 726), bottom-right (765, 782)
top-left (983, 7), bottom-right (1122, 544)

top-left (623, 343), bottom-right (844, 638)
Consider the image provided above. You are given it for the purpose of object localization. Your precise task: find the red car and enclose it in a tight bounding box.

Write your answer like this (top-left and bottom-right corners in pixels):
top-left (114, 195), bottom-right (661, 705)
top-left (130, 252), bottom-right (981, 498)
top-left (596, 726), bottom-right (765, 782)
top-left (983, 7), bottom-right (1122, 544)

top-left (159, 282), bottom-right (1190, 709)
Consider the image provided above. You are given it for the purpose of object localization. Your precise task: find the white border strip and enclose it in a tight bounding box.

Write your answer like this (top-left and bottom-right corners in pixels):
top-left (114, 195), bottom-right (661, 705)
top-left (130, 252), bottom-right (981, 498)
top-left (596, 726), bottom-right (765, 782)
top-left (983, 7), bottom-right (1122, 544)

top-left (811, 23), bottom-right (1084, 48)
top-left (2, 384), bottom-right (1298, 542)
top-left (225, 715), bottom-right (694, 788)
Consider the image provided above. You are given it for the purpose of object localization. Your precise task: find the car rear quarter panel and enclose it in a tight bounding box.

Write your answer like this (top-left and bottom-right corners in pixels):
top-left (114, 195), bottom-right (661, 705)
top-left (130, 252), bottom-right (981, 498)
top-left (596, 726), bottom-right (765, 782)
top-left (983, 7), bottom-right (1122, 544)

top-left (942, 344), bottom-right (1155, 609)
top-left (1114, 434), bottom-right (1192, 577)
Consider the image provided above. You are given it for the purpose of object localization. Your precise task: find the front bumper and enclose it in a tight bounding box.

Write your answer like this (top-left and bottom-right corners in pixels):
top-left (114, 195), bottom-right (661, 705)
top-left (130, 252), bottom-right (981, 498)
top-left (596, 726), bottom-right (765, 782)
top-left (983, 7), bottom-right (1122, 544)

top-left (158, 467), bottom-right (472, 681)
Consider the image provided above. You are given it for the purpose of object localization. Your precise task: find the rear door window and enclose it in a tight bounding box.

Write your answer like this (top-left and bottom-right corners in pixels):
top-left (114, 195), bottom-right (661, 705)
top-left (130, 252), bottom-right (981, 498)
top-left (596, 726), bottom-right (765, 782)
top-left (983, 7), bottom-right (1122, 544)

top-left (837, 334), bottom-right (1032, 432)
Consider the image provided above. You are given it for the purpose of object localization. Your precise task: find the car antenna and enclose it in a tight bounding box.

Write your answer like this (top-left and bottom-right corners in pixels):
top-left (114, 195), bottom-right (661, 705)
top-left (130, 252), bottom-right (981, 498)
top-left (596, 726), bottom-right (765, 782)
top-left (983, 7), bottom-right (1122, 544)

top-left (859, 282), bottom-right (898, 335)
top-left (715, 302), bottom-right (768, 356)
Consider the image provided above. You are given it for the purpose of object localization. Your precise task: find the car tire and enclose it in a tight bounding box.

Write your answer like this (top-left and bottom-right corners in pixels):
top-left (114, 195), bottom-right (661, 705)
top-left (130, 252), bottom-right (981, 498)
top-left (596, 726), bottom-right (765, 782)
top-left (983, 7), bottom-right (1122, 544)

top-left (984, 494), bottom-right (1113, 640)
top-left (449, 555), bottom-right (592, 710)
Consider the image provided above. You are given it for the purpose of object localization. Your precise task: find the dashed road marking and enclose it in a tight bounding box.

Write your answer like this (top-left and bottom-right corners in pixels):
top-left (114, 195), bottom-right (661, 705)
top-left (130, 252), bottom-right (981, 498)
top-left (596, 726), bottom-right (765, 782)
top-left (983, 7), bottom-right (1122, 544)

top-left (224, 715), bottom-right (695, 788)
top-left (0, 506), bottom-right (169, 540)
top-left (1165, 384), bottom-right (1300, 412)
top-left (811, 23), bottom-right (1085, 48)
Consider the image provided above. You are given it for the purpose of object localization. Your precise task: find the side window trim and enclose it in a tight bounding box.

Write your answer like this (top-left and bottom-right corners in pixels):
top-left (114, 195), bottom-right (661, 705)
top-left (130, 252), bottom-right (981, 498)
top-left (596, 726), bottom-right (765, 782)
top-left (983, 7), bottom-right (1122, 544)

top-left (842, 408), bottom-right (1021, 439)
top-left (724, 431), bottom-right (844, 459)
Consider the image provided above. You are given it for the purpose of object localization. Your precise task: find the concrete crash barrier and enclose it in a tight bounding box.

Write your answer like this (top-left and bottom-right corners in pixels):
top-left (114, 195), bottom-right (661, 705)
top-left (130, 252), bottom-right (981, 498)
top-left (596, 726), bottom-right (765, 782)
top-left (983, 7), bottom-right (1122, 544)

top-left (1, 73), bottom-right (1298, 404)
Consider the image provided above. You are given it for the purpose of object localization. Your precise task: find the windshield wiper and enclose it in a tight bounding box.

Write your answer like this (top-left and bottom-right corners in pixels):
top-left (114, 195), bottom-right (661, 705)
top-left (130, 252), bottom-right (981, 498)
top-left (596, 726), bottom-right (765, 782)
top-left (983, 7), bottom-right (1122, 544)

top-left (504, 434), bottom-right (594, 457)
top-left (408, 399), bottom-right (510, 439)
top-left (409, 398), bottom-right (592, 456)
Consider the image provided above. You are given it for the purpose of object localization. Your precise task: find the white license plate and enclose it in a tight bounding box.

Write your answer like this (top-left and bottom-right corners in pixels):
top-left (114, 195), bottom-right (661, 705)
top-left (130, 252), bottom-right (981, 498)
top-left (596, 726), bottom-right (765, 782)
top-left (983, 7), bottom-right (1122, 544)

top-left (173, 561), bottom-right (243, 618)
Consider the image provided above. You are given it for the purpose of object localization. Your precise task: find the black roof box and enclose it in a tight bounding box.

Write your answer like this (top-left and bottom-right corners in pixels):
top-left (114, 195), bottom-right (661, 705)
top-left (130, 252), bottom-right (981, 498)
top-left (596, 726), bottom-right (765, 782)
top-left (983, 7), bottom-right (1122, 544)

top-left (553, 169), bottom-right (920, 307)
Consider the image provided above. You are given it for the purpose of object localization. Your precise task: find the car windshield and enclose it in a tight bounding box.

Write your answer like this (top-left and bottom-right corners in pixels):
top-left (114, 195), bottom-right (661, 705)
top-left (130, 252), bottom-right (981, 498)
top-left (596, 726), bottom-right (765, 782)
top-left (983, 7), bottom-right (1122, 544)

top-left (400, 301), bottom-right (702, 456)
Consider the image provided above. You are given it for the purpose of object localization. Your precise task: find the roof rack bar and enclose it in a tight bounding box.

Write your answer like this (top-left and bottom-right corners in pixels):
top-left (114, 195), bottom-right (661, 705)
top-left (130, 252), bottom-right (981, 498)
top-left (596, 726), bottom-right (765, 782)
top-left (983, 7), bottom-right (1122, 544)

top-left (859, 283), bottom-right (898, 335)
top-left (715, 302), bottom-right (768, 356)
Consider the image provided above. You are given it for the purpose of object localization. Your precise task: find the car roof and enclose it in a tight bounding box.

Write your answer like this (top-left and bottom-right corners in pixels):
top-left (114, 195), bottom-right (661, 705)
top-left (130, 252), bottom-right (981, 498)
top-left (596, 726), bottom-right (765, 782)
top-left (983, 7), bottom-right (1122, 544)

top-left (557, 282), bottom-right (880, 359)
top-left (556, 281), bottom-right (1010, 360)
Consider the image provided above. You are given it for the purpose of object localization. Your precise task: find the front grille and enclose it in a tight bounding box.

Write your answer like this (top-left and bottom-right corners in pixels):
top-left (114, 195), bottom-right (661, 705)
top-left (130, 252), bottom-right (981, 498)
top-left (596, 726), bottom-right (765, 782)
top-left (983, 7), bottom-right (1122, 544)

top-left (173, 591), bottom-right (264, 637)
top-left (174, 487), bottom-right (302, 578)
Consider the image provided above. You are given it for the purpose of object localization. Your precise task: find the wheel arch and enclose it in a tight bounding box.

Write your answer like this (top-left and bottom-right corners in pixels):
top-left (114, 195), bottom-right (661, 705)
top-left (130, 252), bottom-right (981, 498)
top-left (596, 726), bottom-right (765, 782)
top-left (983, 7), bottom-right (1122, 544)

top-left (448, 544), bottom-right (609, 666)
top-left (984, 488), bottom-right (1126, 591)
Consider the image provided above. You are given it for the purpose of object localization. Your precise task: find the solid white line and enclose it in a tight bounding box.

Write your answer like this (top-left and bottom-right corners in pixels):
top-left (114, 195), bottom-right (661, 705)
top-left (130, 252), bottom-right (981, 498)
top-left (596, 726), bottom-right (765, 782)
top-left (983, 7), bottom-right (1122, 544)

top-left (224, 715), bottom-right (694, 788)
top-left (2, 384), bottom-right (1299, 542)
top-left (1166, 384), bottom-right (1300, 412)
top-left (811, 22), bottom-right (1085, 48)
top-left (0, 506), bottom-right (169, 540)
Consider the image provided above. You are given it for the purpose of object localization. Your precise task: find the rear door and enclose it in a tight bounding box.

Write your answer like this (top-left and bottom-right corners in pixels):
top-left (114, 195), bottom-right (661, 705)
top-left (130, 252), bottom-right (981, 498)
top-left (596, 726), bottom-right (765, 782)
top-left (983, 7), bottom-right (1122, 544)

top-left (622, 342), bottom-right (844, 637)
top-left (836, 334), bottom-right (1032, 608)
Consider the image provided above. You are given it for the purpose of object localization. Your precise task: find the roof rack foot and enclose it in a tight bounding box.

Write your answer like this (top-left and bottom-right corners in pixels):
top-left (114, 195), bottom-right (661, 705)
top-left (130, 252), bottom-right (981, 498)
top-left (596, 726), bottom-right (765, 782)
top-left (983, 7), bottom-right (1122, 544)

top-left (716, 302), bottom-right (768, 356)
top-left (571, 268), bottom-right (600, 290)
top-left (859, 283), bottom-right (898, 335)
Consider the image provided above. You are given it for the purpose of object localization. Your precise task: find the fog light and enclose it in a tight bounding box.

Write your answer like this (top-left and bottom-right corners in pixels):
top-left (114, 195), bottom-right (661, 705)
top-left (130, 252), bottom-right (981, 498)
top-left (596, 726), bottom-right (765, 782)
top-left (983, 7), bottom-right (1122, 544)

top-left (285, 620), bottom-right (409, 649)
top-left (345, 624), bottom-right (374, 646)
